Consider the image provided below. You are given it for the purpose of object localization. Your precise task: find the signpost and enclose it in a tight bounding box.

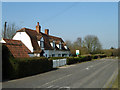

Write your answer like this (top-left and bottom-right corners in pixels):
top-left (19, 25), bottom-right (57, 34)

top-left (76, 50), bottom-right (79, 57)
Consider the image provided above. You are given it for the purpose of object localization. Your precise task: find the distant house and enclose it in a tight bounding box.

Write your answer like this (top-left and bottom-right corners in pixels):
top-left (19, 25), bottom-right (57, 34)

top-left (13, 22), bottom-right (70, 57)
top-left (1, 38), bottom-right (31, 58)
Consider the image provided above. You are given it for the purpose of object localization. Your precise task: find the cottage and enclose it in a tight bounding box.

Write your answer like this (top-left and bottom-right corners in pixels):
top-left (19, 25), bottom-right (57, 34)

top-left (13, 22), bottom-right (70, 57)
top-left (1, 38), bottom-right (31, 58)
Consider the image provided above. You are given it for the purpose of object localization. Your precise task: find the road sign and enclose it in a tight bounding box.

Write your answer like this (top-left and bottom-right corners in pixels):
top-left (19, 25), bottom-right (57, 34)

top-left (76, 50), bottom-right (79, 55)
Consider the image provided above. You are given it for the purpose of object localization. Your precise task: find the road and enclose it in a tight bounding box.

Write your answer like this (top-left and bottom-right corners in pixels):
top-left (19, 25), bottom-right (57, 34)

top-left (2, 58), bottom-right (118, 88)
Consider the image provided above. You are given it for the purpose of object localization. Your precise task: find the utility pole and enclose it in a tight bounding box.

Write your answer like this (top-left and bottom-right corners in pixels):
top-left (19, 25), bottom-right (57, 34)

top-left (4, 22), bottom-right (7, 38)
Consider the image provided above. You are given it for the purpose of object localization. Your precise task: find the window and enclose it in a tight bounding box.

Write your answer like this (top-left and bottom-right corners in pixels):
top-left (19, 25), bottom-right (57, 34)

top-left (52, 54), bottom-right (55, 57)
top-left (40, 41), bottom-right (44, 48)
top-left (53, 41), bottom-right (55, 48)
top-left (58, 54), bottom-right (61, 57)
top-left (62, 54), bottom-right (67, 57)
top-left (59, 42), bottom-right (62, 49)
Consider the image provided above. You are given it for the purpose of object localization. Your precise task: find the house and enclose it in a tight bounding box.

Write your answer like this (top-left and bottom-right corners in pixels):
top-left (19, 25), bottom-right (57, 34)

top-left (1, 38), bottom-right (31, 58)
top-left (13, 22), bottom-right (70, 57)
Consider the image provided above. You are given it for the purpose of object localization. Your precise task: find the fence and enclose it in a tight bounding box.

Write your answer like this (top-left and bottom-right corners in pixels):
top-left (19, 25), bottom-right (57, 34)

top-left (53, 59), bottom-right (67, 68)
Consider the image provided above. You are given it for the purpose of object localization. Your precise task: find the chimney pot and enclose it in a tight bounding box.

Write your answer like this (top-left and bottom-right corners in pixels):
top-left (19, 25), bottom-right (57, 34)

top-left (45, 29), bottom-right (49, 35)
top-left (37, 22), bottom-right (39, 25)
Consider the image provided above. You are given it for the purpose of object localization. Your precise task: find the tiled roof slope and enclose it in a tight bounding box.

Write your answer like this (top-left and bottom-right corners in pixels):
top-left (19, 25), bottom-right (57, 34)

top-left (3, 38), bottom-right (31, 58)
top-left (17, 28), bottom-right (70, 51)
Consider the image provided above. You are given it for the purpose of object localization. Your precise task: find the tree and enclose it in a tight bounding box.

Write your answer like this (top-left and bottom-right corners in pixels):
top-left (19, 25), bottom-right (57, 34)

top-left (65, 40), bottom-right (76, 56)
top-left (74, 37), bottom-right (82, 48)
top-left (84, 35), bottom-right (102, 54)
top-left (2, 22), bottom-right (20, 39)
top-left (65, 40), bottom-right (72, 48)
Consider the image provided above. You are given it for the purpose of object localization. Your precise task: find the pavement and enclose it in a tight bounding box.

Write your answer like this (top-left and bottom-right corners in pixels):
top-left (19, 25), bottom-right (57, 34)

top-left (2, 58), bottom-right (118, 89)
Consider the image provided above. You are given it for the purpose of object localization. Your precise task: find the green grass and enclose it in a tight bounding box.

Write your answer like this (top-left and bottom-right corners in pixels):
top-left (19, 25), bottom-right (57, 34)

top-left (111, 69), bottom-right (120, 89)
top-left (112, 76), bottom-right (118, 88)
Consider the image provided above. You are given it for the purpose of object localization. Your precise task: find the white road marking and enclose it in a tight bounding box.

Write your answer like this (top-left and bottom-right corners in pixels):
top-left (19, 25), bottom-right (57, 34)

top-left (37, 74), bottom-right (72, 88)
top-left (47, 85), bottom-right (54, 88)
top-left (86, 68), bottom-right (89, 70)
top-left (59, 86), bottom-right (70, 90)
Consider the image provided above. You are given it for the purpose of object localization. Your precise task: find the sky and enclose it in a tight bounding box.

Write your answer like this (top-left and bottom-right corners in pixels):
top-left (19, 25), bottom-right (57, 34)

top-left (2, 2), bottom-right (118, 49)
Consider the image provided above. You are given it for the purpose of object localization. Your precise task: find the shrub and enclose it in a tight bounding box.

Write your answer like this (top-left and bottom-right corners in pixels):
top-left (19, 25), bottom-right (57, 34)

top-left (2, 44), bottom-right (14, 80)
top-left (48, 57), bottom-right (65, 60)
top-left (67, 55), bottom-right (93, 65)
top-left (92, 55), bottom-right (99, 59)
top-left (79, 55), bottom-right (92, 62)
top-left (3, 57), bottom-right (53, 79)
top-left (67, 57), bottom-right (78, 65)
top-left (94, 54), bottom-right (107, 58)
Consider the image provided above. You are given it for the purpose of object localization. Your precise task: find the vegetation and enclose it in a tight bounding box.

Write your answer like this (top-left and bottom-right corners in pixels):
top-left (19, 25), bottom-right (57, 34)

top-left (65, 36), bottom-right (118, 58)
top-left (102, 47), bottom-right (118, 57)
top-left (66, 35), bottom-right (102, 56)
top-left (2, 22), bottom-right (20, 39)
top-left (84, 35), bottom-right (102, 54)
top-left (48, 57), bottom-right (65, 60)
top-left (2, 45), bottom-right (53, 80)
top-left (66, 54), bottom-right (106, 65)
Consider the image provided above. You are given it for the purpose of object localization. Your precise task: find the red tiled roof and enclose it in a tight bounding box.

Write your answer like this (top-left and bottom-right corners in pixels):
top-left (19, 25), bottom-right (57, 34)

top-left (3, 38), bottom-right (31, 58)
top-left (16, 28), bottom-right (70, 51)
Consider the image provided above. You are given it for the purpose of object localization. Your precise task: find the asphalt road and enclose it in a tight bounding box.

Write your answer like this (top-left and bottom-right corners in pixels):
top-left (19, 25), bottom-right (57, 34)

top-left (2, 58), bottom-right (118, 88)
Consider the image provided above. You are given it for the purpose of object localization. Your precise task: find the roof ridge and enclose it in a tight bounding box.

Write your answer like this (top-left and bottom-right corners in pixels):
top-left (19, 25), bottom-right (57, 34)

top-left (40, 32), bottom-right (62, 39)
top-left (17, 28), bottom-right (36, 32)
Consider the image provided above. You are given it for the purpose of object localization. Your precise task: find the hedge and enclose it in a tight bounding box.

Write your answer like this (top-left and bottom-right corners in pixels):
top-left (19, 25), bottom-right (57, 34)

top-left (66, 55), bottom-right (92, 65)
top-left (7, 57), bottom-right (53, 79)
top-left (66, 57), bottom-right (78, 65)
top-left (48, 57), bottom-right (65, 61)
top-left (66, 54), bottom-right (106, 65)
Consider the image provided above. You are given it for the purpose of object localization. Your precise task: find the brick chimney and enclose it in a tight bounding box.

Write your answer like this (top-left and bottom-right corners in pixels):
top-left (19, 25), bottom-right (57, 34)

top-left (36, 22), bottom-right (41, 33)
top-left (45, 29), bottom-right (49, 35)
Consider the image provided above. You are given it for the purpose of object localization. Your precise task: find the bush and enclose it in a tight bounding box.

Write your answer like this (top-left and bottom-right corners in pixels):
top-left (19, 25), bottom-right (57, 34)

top-left (92, 55), bottom-right (99, 59)
top-left (94, 54), bottom-right (107, 58)
top-left (67, 57), bottom-right (79, 65)
top-left (48, 57), bottom-right (65, 60)
top-left (79, 55), bottom-right (92, 62)
top-left (3, 57), bottom-right (53, 79)
top-left (66, 55), bottom-right (92, 65)
top-left (2, 44), bottom-right (15, 80)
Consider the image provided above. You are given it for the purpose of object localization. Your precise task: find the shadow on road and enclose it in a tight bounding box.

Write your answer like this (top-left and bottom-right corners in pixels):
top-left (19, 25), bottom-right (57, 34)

top-left (2, 68), bottom-right (59, 83)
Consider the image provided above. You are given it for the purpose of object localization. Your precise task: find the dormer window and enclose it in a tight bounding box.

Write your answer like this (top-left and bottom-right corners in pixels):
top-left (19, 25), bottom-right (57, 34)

top-left (50, 41), bottom-right (55, 48)
top-left (53, 41), bottom-right (55, 48)
top-left (40, 41), bottom-right (44, 48)
top-left (59, 42), bottom-right (62, 49)
top-left (38, 37), bottom-right (44, 49)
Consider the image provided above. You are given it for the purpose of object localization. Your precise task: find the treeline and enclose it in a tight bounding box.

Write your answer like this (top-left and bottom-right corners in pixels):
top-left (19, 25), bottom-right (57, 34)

top-left (65, 35), bottom-right (118, 57)
top-left (65, 35), bottom-right (102, 56)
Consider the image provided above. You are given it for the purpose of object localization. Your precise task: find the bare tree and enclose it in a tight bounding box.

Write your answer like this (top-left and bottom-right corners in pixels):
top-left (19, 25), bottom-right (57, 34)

top-left (74, 37), bottom-right (82, 48)
top-left (65, 40), bottom-right (72, 48)
top-left (84, 35), bottom-right (102, 54)
top-left (2, 22), bottom-right (20, 39)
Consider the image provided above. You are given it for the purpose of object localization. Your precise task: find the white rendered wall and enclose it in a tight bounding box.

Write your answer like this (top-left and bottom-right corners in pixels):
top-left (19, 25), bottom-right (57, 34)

top-left (13, 32), bottom-right (33, 52)
top-left (44, 50), bottom-right (70, 57)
